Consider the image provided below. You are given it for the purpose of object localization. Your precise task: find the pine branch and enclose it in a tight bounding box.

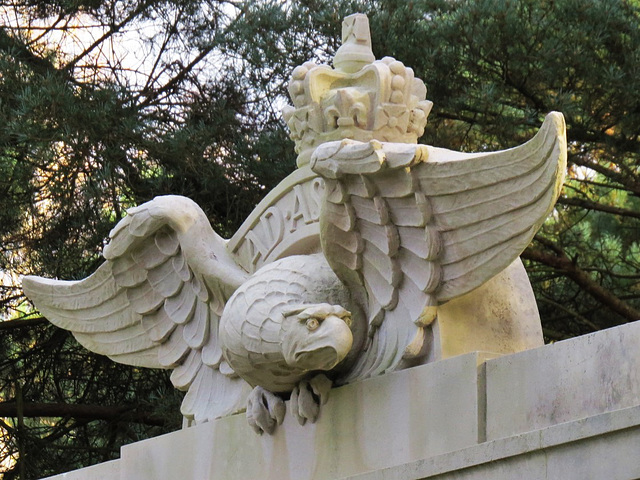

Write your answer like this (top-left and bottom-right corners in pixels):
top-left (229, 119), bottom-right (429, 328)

top-left (537, 296), bottom-right (600, 331)
top-left (63, 0), bottom-right (155, 72)
top-left (0, 402), bottom-right (168, 427)
top-left (0, 27), bottom-right (75, 84)
top-left (0, 318), bottom-right (49, 331)
top-left (571, 153), bottom-right (640, 196)
top-left (523, 240), bottom-right (640, 323)
top-left (568, 125), bottom-right (640, 159)
top-left (542, 327), bottom-right (571, 341)
top-left (137, 7), bottom-right (247, 108)
top-left (557, 196), bottom-right (640, 219)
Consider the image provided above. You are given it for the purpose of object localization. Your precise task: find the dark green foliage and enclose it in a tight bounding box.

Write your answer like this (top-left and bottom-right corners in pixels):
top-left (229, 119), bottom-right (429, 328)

top-left (403, 0), bottom-right (640, 336)
top-left (0, 1), bottom-right (303, 476)
top-left (1, 0), bottom-right (640, 477)
top-left (0, 323), bottom-right (181, 479)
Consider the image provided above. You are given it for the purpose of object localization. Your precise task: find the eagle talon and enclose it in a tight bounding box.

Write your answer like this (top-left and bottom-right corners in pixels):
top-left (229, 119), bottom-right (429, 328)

top-left (290, 374), bottom-right (333, 426)
top-left (246, 386), bottom-right (285, 435)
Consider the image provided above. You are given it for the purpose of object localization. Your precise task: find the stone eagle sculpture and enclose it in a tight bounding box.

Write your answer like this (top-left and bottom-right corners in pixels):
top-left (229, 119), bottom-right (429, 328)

top-left (22, 14), bottom-right (566, 435)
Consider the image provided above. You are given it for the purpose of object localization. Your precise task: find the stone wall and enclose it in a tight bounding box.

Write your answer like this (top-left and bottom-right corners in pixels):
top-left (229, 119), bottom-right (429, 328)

top-left (43, 320), bottom-right (640, 480)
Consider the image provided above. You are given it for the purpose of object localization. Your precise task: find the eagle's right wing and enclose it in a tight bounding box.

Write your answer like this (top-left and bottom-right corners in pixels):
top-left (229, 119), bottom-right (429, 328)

top-left (312, 112), bottom-right (566, 379)
top-left (23, 195), bottom-right (252, 423)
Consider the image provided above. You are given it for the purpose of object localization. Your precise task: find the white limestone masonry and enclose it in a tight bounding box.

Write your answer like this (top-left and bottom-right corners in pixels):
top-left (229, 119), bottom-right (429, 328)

top-left (485, 320), bottom-right (640, 441)
top-left (43, 320), bottom-right (640, 479)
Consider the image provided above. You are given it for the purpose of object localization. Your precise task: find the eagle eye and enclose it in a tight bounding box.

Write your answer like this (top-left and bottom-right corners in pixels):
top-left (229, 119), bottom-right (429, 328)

top-left (305, 318), bottom-right (320, 331)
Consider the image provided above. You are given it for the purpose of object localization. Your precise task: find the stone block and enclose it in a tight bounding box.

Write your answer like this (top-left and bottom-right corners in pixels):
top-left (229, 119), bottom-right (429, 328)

top-left (346, 405), bottom-right (640, 480)
top-left (485, 320), bottom-right (640, 441)
top-left (119, 352), bottom-right (484, 480)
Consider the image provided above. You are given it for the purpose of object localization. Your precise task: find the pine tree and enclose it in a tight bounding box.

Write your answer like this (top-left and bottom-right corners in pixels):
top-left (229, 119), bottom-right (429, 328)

top-left (2, 1), bottom-right (640, 476)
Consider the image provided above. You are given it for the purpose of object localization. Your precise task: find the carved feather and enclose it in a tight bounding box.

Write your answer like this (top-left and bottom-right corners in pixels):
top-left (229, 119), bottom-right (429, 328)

top-left (312, 112), bottom-right (566, 378)
top-left (22, 195), bottom-right (251, 422)
top-left (158, 325), bottom-right (190, 367)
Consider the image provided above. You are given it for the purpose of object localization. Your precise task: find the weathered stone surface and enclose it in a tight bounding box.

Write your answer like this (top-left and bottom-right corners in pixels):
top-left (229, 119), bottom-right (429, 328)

top-left (228, 166), bottom-right (324, 272)
top-left (485, 320), bottom-right (640, 441)
top-left (431, 258), bottom-right (543, 362)
top-left (117, 353), bottom-right (485, 480)
top-left (347, 405), bottom-right (640, 480)
top-left (42, 321), bottom-right (640, 479)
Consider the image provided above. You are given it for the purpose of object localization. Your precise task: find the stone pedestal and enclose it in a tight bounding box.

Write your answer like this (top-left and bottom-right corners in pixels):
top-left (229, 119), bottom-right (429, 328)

top-left (43, 320), bottom-right (640, 480)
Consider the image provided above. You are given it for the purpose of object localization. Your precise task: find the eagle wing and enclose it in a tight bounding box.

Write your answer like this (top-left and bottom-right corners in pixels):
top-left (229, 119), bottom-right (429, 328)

top-left (22, 195), bottom-right (252, 423)
top-left (311, 112), bottom-right (566, 379)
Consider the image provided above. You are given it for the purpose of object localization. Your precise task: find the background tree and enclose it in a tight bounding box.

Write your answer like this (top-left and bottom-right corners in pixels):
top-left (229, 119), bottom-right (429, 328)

top-left (0, 1), bottom-right (304, 477)
top-left (1, 0), bottom-right (639, 477)
top-left (364, 0), bottom-right (640, 338)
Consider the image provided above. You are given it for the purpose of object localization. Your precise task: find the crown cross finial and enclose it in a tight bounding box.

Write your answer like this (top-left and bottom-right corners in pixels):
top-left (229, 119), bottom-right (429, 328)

top-left (333, 14), bottom-right (375, 74)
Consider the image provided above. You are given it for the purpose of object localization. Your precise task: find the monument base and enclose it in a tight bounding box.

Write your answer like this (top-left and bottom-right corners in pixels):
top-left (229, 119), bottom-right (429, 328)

top-left (44, 320), bottom-right (640, 480)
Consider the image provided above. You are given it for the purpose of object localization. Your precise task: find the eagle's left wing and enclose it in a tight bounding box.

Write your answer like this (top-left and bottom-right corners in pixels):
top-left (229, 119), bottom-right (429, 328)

top-left (22, 196), bottom-right (253, 424)
top-left (311, 112), bottom-right (566, 379)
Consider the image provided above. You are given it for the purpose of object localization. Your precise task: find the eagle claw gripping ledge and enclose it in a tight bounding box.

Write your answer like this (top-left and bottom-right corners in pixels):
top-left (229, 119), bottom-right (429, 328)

top-left (22, 14), bottom-right (566, 434)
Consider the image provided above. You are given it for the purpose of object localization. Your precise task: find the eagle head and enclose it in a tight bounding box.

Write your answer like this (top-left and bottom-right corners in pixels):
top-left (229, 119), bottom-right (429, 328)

top-left (280, 304), bottom-right (353, 372)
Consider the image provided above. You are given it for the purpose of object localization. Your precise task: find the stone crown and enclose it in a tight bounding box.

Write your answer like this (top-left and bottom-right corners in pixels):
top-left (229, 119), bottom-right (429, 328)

top-left (283, 13), bottom-right (433, 167)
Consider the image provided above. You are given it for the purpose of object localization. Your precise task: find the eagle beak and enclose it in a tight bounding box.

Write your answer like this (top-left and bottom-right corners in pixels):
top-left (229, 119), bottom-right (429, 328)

top-left (294, 314), bottom-right (353, 371)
